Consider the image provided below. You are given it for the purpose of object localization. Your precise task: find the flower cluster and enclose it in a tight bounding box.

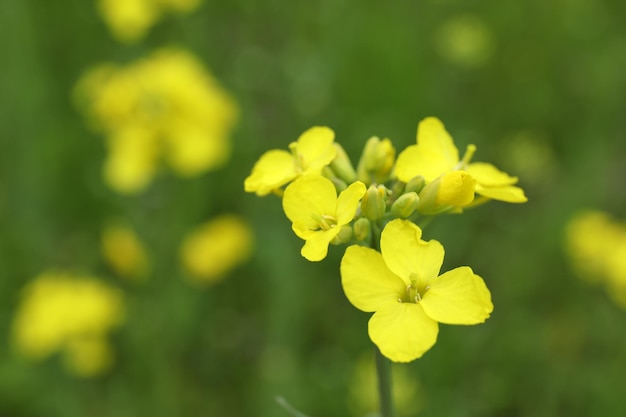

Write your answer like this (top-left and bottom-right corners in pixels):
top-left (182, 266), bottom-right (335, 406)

top-left (11, 272), bottom-right (124, 377)
top-left (565, 210), bottom-right (626, 307)
top-left (97, 0), bottom-right (203, 43)
top-left (245, 117), bottom-right (526, 361)
top-left (75, 48), bottom-right (238, 194)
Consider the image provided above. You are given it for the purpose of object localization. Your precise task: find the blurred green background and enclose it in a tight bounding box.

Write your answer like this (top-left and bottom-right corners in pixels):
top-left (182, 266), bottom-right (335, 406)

top-left (1, 0), bottom-right (626, 416)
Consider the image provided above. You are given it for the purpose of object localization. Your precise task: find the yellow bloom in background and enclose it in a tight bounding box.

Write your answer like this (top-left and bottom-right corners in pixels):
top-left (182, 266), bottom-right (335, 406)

top-left (74, 48), bottom-right (238, 194)
top-left (244, 127), bottom-right (336, 196)
top-left (180, 214), bottom-right (254, 284)
top-left (395, 117), bottom-right (527, 206)
top-left (565, 210), bottom-right (626, 307)
top-left (283, 175), bottom-right (366, 262)
top-left (102, 223), bottom-right (150, 280)
top-left (11, 272), bottom-right (124, 377)
top-left (98, 0), bottom-right (203, 43)
top-left (435, 15), bottom-right (494, 68)
top-left (341, 219), bottom-right (493, 362)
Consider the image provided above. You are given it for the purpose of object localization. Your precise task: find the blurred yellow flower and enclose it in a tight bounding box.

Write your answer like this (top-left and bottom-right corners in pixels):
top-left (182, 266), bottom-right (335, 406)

top-left (435, 15), bottom-right (494, 68)
top-left (341, 219), bottom-right (493, 362)
top-left (180, 214), bottom-right (254, 284)
top-left (244, 126), bottom-right (336, 196)
top-left (395, 117), bottom-right (527, 206)
top-left (282, 175), bottom-right (366, 262)
top-left (102, 223), bottom-right (150, 280)
top-left (98, 0), bottom-right (203, 43)
top-left (565, 210), bottom-right (626, 307)
top-left (75, 48), bottom-right (238, 194)
top-left (11, 272), bottom-right (124, 377)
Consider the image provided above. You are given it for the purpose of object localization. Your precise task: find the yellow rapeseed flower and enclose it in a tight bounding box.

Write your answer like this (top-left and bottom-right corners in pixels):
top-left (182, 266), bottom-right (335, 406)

top-left (282, 175), bottom-right (366, 261)
top-left (75, 48), bottom-right (238, 194)
top-left (341, 219), bottom-right (493, 362)
top-left (11, 272), bottom-right (124, 377)
top-left (395, 117), bottom-right (527, 205)
top-left (180, 214), bottom-right (254, 284)
top-left (98, 0), bottom-right (203, 43)
top-left (244, 127), bottom-right (336, 196)
top-left (102, 223), bottom-right (150, 280)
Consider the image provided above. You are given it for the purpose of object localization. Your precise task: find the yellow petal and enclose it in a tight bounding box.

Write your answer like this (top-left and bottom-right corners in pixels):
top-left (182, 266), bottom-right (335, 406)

top-left (416, 117), bottom-right (460, 166)
top-left (474, 184), bottom-right (528, 203)
top-left (420, 266), bottom-right (493, 324)
top-left (341, 246), bottom-right (407, 312)
top-left (300, 229), bottom-right (338, 262)
top-left (466, 162), bottom-right (518, 186)
top-left (380, 220), bottom-right (443, 286)
top-left (244, 149), bottom-right (297, 196)
top-left (436, 171), bottom-right (476, 206)
top-left (395, 117), bottom-right (460, 183)
top-left (283, 175), bottom-right (337, 229)
top-left (295, 126), bottom-right (337, 172)
top-left (335, 181), bottom-right (367, 225)
top-left (368, 302), bottom-right (439, 362)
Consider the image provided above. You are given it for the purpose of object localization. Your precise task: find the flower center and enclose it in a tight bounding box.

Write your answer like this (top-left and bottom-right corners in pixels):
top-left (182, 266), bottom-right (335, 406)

top-left (399, 274), bottom-right (430, 304)
top-left (311, 214), bottom-right (337, 231)
top-left (319, 214), bottom-right (337, 230)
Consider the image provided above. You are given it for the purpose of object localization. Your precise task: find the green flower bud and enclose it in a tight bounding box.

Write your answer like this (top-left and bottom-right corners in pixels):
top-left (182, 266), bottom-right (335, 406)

top-left (331, 224), bottom-right (354, 245)
top-left (357, 137), bottom-right (396, 185)
top-left (361, 184), bottom-right (387, 221)
top-left (330, 143), bottom-right (357, 184)
top-left (404, 175), bottom-right (426, 194)
top-left (353, 217), bottom-right (372, 242)
top-left (390, 192), bottom-right (420, 218)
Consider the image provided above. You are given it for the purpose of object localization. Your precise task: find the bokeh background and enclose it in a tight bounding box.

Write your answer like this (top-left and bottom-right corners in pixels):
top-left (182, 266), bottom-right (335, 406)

top-left (1, 0), bottom-right (626, 416)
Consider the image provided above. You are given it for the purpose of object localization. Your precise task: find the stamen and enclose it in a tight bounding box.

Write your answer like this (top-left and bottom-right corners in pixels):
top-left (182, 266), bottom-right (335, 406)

top-left (460, 144), bottom-right (477, 167)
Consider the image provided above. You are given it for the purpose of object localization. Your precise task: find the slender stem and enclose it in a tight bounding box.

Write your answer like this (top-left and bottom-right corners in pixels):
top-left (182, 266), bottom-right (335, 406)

top-left (375, 346), bottom-right (396, 417)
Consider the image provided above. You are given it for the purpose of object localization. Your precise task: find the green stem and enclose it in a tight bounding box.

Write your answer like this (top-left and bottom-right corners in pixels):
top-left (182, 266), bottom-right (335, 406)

top-left (375, 346), bottom-right (396, 417)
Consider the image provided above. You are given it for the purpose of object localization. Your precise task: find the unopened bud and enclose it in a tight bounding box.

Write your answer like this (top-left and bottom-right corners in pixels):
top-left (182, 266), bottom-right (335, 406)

top-left (361, 184), bottom-right (387, 221)
top-left (353, 217), bottom-right (372, 242)
top-left (404, 176), bottom-right (426, 194)
top-left (357, 137), bottom-right (396, 185)
top-left (391, 192), bottom-right (420, 218)
top-left (331, 224), bottom-right (353, 245)
top-left (330, 143), bottom-right (357, 184)
top-left (417, 171), bottom-right (476, 215)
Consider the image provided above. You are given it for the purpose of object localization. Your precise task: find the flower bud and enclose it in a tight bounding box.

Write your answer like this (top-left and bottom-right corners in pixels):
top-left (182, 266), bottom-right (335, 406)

top-left (361, 184), bottom-right (387, 221)
top-left (353, 217), bottom-right (372, 242)
top-left (390, 192), bottom-right (420, 219)
top-left (357, 137), bottom-right (396, 185)
top-left (404, 175), bottom-right (425, 194)
top-left (331, 224), bottom-right (354, 245)
top-left (417, 171), bottom-right (476, 214)
top-left (330, 143), bottom-right (357, 184)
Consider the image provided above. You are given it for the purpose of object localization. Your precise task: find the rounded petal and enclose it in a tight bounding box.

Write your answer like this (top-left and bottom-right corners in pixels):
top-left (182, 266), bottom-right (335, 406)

top-left (420, 266), bottom-right (493, 325)
top-left (244, 149), bottom-right (297, 196)
top-left (475, 184), bottom-right (528, 203)
top-left (283, 175), bottom-right (337, 229)
top-left (336, 181), bottom-right (367, 225)
top-left (395, 118), bottom-right (460, 183)
top-left (380, 220), bottom-right (443, 285)
top-left (416, 117), bottom-right (460, 166)
top-left (300, 229), bottom-right (338, 262)
top-left (341, 246), bottom-right (407, 312)
top-left (296, 126), bottom-right (337, 172)
top-left (466, 162), bottom-right (518, 186)
top-left (368, 302), bottom-right (439, 362)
